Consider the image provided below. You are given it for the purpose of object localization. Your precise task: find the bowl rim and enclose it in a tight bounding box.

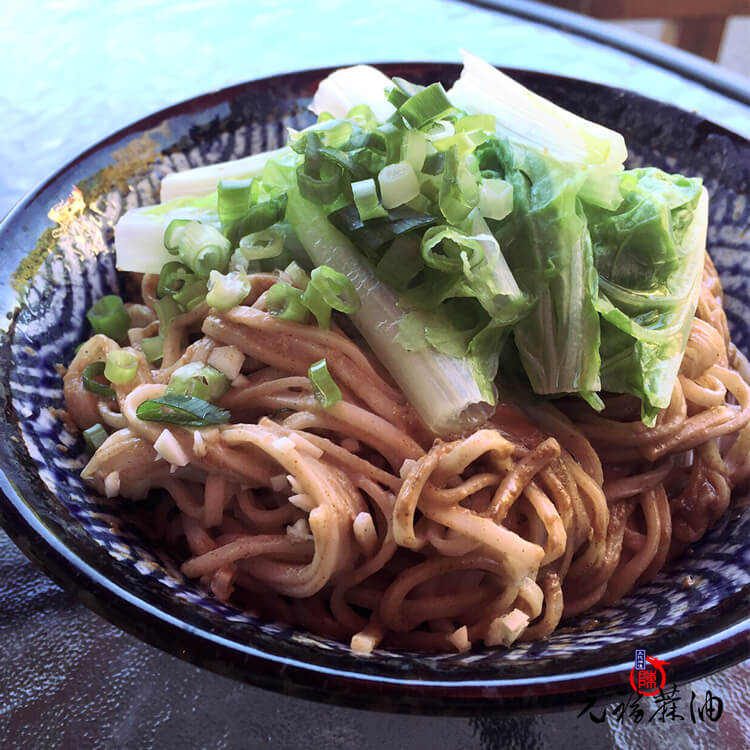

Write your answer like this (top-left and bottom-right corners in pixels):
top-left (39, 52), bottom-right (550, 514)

top-left (0, 62), bottom-right (748, 715)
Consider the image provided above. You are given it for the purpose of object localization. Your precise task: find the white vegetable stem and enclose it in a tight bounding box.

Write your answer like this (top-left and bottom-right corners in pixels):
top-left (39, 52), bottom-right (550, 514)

top-left (160, 147), bottom-right (287, 202)
top-left (115, 202), bottom-right (220, 274)
top-left (448, 50), bottom-right (627, 170)
top-left (310, 65), bottom-right (396, 122)
top-left (287, 186), bottom-right (494, 436)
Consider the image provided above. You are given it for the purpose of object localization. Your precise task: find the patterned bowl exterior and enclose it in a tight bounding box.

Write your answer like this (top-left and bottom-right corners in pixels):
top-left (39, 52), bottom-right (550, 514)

top-left (0, 64), bottom-right (748, 714)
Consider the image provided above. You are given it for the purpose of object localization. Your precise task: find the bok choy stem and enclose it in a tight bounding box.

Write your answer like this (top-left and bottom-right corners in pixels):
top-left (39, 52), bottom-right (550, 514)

top-left (286, 185), bottom-right (495, 435)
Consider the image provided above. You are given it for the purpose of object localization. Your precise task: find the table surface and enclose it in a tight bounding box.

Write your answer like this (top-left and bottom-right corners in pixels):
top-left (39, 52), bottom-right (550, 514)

top-left (1, 1), bottom-right (748, 747)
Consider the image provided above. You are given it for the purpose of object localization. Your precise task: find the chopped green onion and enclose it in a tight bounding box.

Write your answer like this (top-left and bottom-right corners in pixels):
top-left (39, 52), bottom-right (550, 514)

top-left (455, 114), bottom-right (496, 134)
top-left (422, 152), bottom-right (445, 175)
top-left (431, 130), bottom-right (488, 155)
top-left (136, 394), bottom-right (230, 427)
top-left (217, 178), bottom-right (253, 230)
top-left (205, 270), bottom-right (251, 310)
top-left (375, 235), bottom-right (424, 290)
top-left (424, 120), bottom-right (455, 142)
top-left (266, 282), bottom-right (309, 323)
top-left (163, 218), bottom-right (191, 253)
top-left (141, 335), bottom-right (164, 363)
top-left (172, 278), bottom-right (208, 310)
top-left (82, 362), bottom-right (116, 399)
top-left (346, 104), bottom-right (378, 130)
top-left (308, 359), bottom-right (342, 408)
top-left (167, 362), bottom-right (230, 402)
top-left (398, 82), bottom-right (454, 129)
top-left (352, 178), bottom-right (388, 221)
top-left (327, 204), bottom-right (437, 254)
top-left (296, 162), bottom-right (344, 205)
top-left (300, 282), bottom-right (332, 329)
top-left (479, 178), bottom-right (514, 221)
top-left (226, 195), bottom-right (288, 249)
top-left (157, 261), bottom-right (192, 298)
top-left (104, 350), bottom-right (138, 385)
top-left (401, 130), bottom-right (427, 173)
top-left (308, 266), bottom-right (361, 314)
top-left (406, 193), bottom-right (433, 213)
top-left (378, 161), bottom-right (420, 209)
top-left (83, 423), bottom-right (108, 452)
top-left (86, 295), bottom-right (131, 342)
top-left (167, 220), bottom-right (231, 277)
top-left (317, 119), bottom-right (355, 148)
top-left (284, 261), bottom-right (310, 289)
top-left (392, 77), bottom-right (424, 98)
top-left (375, 118), bottom-right (404, 164)
top-left (350, 145), bottom-right (387, 176)
top-left (420, 226), bottom-right (485, 274)
top-left (386, 85), bottom-right (410, 109)
top-left (238, 229), bottom-right (284, 260)
top-left (155, 295), bottom-right (180, 329)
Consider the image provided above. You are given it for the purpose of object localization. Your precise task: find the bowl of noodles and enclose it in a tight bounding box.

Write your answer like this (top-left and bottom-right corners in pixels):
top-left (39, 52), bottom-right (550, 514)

top-left (0, 59), bottom-right (748, 714)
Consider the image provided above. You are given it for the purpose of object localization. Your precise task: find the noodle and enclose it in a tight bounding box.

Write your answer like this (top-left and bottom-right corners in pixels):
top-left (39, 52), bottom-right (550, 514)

top-left (64, 254), bottom-right (750, 652)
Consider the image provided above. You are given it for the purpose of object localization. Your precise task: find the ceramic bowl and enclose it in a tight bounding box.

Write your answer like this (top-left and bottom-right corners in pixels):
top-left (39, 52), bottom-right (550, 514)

top-left (0, 64), bottom-right (748, 714)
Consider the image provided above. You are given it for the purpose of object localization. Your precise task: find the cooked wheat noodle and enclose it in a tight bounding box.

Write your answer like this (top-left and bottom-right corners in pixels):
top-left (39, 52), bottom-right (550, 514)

top-left (65, 254), bottom-right (750, 651)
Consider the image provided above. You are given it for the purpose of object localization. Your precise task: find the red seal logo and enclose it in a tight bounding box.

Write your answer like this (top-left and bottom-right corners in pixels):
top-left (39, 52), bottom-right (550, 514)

top-left (630, 655), bottom-right (670, 696)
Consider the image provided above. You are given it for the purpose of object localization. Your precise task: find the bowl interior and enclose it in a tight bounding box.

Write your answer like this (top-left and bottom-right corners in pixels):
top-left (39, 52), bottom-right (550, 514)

top-left (1, 64), bottom-right (749, 710)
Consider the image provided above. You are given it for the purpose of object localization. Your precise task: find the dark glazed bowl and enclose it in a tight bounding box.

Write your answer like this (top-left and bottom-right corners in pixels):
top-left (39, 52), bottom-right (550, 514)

top-left (0, 64), bottom-right (748, 715)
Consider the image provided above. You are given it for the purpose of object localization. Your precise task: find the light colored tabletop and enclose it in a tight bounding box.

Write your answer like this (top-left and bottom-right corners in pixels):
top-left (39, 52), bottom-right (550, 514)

top-left (1, 1), bottom-right (748, 748)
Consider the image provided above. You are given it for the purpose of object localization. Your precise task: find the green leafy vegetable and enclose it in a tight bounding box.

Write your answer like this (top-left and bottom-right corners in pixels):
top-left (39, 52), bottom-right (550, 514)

top-left (136, 394), bottom-right (230, 427)
top-left (588, 168), bottom-right (706, 423)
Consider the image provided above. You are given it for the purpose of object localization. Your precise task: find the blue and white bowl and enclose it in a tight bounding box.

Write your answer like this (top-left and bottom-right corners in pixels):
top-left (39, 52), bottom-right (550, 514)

top-left (0, 64), bottom-right (748, 714)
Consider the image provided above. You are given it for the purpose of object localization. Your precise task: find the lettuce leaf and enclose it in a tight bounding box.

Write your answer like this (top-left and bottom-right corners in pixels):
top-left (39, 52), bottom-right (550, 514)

top-left (587, 168), bottom-right (707, 424)
top-left (478, 137), bottom-right (603, 407)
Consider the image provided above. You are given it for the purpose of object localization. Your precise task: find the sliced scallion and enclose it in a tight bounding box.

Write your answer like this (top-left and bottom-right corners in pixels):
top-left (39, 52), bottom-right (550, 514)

top-left (284, 261), bottom-right (310, 289)
top-left (309, 266), bottom-right (360, 314)
top-left (346, 104), bottom-right (378, 130)
top-left (296, 162), bottom-right (344, 205)
top-left (141, 335), bottom-right (164, 363)
top-left (308, 359), bottom-right (342, 408)
top-left (300, 282), bottom-right (332, 329)
top-left (167, 220), bottom-right (231, 277)
top-left (82, 362), bottom-right (116, 399)
top-left (455, 114), bottom-right (496, 134)
top-left (167, 362), bottom-right (230, 402)
top-left (217, 178), bottom-right (253, 230)
top-left (352, 179), bottom-right (388, 222)
top-left (157, 261), bottom-right (192, 298)
top-left (422, 152), bottom-right (445, 175)
top-left (104, 350), bottom-right (138, 385)
top-left (205, 270), bottom-right (251, 310)
top-left (238, 228), bottom-right (284, 261)
top-left (136, 394), bottom-right (230, 427)
top-left (86, 295), bottom-right (131, 342)
top-left (83, 423), bottom-right (108, 452)
top-left (172, 278), bottom-right (207, 310)
top-left (163, 218), bottom-right (191, 253)
top-left (155, 296), bottom-right (180, 329)
top-left (401, 130), bottom-right (428, 173)
top-left (479, 178), bottom-right (514, 221)
top-left (398, 82), bottom-right (454, 129)
top-left (378, 161), bottom-right (420, 209)
top-left (266, 282), bottom-right (309, 323)
top-left (226, 195), bottom-right (288, 249)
